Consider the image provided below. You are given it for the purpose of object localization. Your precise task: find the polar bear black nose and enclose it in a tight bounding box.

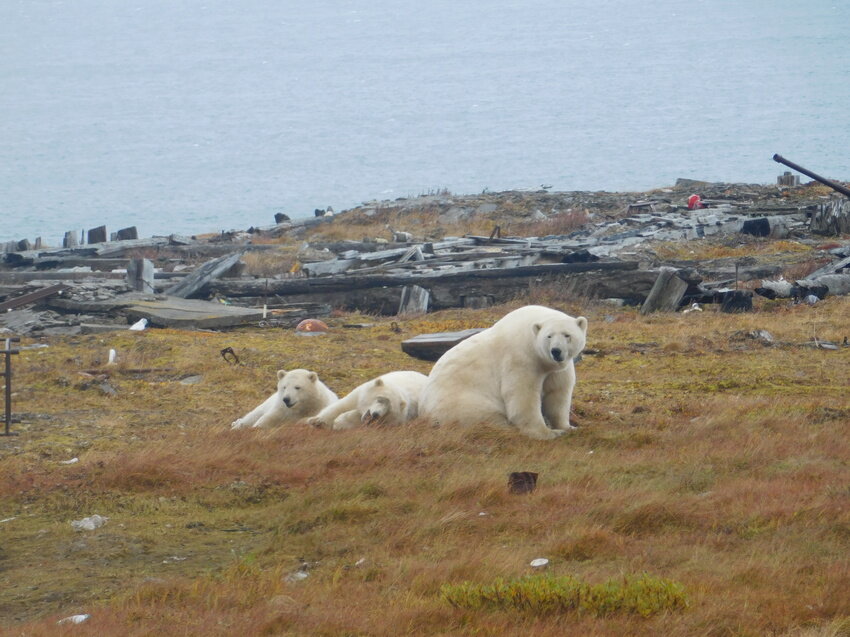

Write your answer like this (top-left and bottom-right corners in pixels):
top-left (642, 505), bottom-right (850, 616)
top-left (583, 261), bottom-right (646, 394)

top-left (551, 348), bottom-right (563, 362)
top-left (283, 396), bottom-right (293, 407)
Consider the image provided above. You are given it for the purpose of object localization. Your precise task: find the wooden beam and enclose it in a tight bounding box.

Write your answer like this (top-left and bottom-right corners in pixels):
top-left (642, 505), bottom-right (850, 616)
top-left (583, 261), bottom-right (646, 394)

top-left (0, 283), bottom-right (70, 312)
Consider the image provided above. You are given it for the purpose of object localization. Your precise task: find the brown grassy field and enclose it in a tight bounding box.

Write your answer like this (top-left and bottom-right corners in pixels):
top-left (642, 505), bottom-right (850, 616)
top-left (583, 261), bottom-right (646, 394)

top-left (1, 288), bottom-right (849, 636)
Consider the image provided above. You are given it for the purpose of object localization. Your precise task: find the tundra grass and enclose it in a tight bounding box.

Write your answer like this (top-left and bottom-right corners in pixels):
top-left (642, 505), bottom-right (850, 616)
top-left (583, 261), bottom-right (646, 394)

top-left (0, 296), bottom-right (848, 636)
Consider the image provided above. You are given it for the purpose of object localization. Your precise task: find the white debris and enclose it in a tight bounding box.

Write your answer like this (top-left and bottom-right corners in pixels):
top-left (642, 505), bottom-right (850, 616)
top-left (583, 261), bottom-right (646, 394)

top-left (0, 517), bottom-right (16, 524)
top-left (71, 514), bottom-right (108, 531)
top-left (682, 302), bottom-right (703, 313)
top-left (284, 570), bottom-right (310, 583)
top-left (57, 614), bottom-right (90, 625)
top-left (128, 318), bottom-right (148, 331)
top-left (59, 457), bottom-right (79, 465)
top-left (107, 348), bottom-right (117, 365)
top-left (529, 558), bottom-right (549, 568)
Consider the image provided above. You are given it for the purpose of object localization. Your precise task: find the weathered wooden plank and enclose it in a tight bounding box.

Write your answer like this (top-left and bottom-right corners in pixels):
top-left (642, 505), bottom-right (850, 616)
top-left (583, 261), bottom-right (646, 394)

top-left (165, 251), bottom-right (245, 299)
top-left (123, 297), bottom-right (265, 329)
top-left (0, 284), bottom-right (71, 312)
top-left (397, 285), bottom-right (430, 315)
top-left (208, 261), bottom-right (640, 298)
top-left (127, 258), bottom-right (155, 293)
top-left (640, 267), bottom-right (688, 314)
top-left (401, 328), bottom-right (486, 361)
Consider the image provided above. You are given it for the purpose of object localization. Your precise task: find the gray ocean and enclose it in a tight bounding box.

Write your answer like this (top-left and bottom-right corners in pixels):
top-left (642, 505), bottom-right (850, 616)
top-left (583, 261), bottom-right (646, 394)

top-left (2, 0), bottom-right (848, 244)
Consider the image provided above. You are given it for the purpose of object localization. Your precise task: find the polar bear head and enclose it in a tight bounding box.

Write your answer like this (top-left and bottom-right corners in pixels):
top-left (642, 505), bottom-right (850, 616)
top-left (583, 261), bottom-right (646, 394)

top-left (532, 315), bottom-right (587, 368)
top-left (276, 368), bottom-right (319, 410)
top-left (360, 377), bottom-right (410, 425)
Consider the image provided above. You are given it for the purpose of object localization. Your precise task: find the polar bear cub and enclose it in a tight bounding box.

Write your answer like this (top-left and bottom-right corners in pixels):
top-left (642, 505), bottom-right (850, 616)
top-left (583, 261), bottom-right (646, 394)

top-left (307, 371), bottom-right (428, 430)
top-left (420, 305), bottom-right (587, 440)
top-left (231, 368), bottom-right (338, 429)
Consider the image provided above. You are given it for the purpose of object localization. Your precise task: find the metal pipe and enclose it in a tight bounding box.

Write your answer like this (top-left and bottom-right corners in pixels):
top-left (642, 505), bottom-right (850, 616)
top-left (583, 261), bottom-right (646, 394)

top-left (773, 154), bottom-right (850, 199)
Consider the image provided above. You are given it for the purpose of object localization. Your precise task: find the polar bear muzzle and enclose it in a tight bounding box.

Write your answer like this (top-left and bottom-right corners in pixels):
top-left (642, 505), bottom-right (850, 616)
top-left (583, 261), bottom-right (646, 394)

top-left (551, 347), bottom-right (564, 362)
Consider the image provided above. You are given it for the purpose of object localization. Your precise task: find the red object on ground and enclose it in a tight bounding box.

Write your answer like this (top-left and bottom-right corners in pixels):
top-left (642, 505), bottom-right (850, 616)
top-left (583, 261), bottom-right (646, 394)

top-left (295, 318), bottom-right (329, 333)
top-left (687, 194), bottom-right (704, 210)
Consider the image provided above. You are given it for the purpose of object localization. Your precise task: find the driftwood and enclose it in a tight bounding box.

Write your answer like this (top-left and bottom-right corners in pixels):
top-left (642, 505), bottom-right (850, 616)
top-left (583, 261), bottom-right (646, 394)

top-left (811, 199), bottom-right (850, 235)
top-left (165, 251), bottom-right (245, 299)
top-left (401, 328), bottom-right (485, 361)
top-left (397, 285), bottom-right (430, 315)
top-left (127, 258), bottom-right (155, 293)
top-left (640, 267), bottom-right (688, 314)
top-left (123, 297), bottom-right (264, 329)
top-left (0, 283), bottom-right (70, 312)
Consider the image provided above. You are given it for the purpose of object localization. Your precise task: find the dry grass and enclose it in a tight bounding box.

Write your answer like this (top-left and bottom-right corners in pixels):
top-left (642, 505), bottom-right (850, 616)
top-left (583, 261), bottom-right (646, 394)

top-left (1, 295), bottom-right (849, 636)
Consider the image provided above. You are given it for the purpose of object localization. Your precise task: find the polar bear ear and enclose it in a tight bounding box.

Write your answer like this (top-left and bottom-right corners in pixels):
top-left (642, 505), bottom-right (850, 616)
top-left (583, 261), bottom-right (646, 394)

top-left (575, 316), bottom-right (588, 334)
top-left (308, 372), bottom-right (317, 383)
top-left (532, 322), bottom-right (542, 335)
top-left (276, 370), bottom-right (287, 380)
top-left (373, 378), bottom-right (384, 387)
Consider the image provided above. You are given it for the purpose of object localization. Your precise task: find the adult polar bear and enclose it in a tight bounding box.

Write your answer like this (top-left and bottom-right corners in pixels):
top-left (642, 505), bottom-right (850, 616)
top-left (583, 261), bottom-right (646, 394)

top-left (231, 369), bottom-right (337, 429)
top-left (307, 371), bottom-right (428, 430)
top-left (420, 305), bottom-right (587, 440)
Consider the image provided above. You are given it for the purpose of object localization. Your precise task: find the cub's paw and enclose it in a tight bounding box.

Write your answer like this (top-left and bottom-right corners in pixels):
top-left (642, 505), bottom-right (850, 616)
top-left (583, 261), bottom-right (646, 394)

top-left (306, 416), bottom-right (327, 429)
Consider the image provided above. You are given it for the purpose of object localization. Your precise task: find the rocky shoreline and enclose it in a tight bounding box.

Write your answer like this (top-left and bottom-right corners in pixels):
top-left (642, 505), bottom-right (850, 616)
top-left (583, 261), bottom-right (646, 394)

top-left (2, 177), bottom-right (849, 336)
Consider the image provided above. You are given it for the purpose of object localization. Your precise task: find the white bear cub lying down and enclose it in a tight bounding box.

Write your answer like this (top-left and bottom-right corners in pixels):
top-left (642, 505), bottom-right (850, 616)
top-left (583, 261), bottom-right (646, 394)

top-left (420, 305), bottom-right (587, 440)
top-left (307, 371), bottom-right (428, 430)
top-left (231, 368), bottom-right (337, 429)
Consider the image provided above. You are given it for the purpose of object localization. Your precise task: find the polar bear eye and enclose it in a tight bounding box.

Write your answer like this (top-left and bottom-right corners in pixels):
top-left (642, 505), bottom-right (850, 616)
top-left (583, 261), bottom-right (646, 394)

top-left (294, 385), bottom-right (301, 390)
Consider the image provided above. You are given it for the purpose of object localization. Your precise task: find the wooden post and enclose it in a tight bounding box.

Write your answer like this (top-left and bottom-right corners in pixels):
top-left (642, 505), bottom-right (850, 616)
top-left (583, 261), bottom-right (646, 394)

top-left (640, 267), bottom-right (688, 314)
top-left (87, 226), bottom-right (107, 244)
top-left (127, 258), bottom-right (155, 293)
top-left (116, 226), bottom-right (139, 241)
top-left (63, 231), bottom-right (79, 248)
top-left (2, 337), bottom-right (21, 436)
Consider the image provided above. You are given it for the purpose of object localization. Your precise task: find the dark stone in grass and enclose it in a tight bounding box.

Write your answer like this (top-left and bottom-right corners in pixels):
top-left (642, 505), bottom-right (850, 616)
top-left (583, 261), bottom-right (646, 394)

top-left (508, 471), bottom-right (538, 494)
top-left (718, 290), bottom-right (752, 313)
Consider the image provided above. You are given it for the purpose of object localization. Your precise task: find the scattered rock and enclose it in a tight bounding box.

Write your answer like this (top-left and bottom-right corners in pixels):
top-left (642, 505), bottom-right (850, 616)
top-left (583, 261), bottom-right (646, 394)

top-left (71, 514), bottom-right (108, 532)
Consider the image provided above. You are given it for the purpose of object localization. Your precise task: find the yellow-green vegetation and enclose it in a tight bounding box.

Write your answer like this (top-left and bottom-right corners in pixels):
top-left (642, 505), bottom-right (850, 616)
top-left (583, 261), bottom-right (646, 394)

top-left (1, 293), bottom-right (849, 636)
top-left (441, 573), bottom-right (687, 617)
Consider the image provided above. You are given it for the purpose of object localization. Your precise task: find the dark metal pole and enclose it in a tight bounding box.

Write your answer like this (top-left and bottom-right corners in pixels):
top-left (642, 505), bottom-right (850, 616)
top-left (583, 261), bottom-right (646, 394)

top-left (773, 154), bottom-right (850, 199)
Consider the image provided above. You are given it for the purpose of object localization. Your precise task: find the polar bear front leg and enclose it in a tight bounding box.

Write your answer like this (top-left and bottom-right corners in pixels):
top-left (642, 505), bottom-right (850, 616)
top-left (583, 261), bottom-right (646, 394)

top-left (542, 368), bottom-right (577, 431)
top-left (332, 410), bottom-right (362, 430)
top-left (504, 386), bottom-right (565, 440)
top-left (232, 393), bottom-right (277, 429)
top-left (306, 393), bottom-right (358, 429)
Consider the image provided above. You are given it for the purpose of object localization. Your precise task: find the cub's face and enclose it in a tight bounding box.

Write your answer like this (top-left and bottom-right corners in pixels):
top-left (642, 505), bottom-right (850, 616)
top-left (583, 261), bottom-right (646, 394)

top-left (276, 369), bottom-right (316, 409)
top-left (533, 316), bottom-right (587, 367)
top-left (360, 378), bottom-right (407, 425)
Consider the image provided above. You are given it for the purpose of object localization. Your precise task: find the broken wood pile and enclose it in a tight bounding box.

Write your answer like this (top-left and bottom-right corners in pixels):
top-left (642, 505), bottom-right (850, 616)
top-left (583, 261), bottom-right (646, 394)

top-left (1, 177), bottom-right (848, 335)
top-left (756, 245), bottom-right (850, 301)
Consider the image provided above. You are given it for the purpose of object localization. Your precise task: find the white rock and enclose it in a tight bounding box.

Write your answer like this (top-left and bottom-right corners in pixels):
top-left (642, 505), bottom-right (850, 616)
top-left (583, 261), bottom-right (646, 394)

top-left (529, 558), bottom-right (549, 568)
top-left (71, 514), bottom-right (108, 531)
top-left (57, 614), bottom-right (90, 625)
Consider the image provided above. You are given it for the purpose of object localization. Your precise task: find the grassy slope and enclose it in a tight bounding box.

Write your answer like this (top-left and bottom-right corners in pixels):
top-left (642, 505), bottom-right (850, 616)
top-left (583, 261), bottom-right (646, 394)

top-left (1, 288), bottom-right (848, 636)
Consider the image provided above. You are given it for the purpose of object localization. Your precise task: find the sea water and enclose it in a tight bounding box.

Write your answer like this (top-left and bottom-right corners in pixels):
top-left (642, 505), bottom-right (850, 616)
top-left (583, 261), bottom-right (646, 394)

top-left (1, 0), bottom-right (848, 243)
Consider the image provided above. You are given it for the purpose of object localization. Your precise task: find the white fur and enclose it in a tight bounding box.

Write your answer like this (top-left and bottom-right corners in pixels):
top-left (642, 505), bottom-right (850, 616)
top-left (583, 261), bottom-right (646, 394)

top-left (231, 368), bottom-right (337, 429)
top-left (420, 305), bottom-right (587, 440)
top-left (306, 371), bottom-right (428, 430)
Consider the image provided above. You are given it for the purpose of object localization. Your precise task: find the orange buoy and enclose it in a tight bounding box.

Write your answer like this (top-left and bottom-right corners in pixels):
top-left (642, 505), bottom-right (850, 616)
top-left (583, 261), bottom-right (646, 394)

top-left (295, 318), bottom-right (329, 334)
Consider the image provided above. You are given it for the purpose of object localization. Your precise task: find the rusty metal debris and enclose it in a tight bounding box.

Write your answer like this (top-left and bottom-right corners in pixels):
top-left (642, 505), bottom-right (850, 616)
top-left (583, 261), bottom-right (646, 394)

top-left (220, 347), bottom-right (240, 365)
